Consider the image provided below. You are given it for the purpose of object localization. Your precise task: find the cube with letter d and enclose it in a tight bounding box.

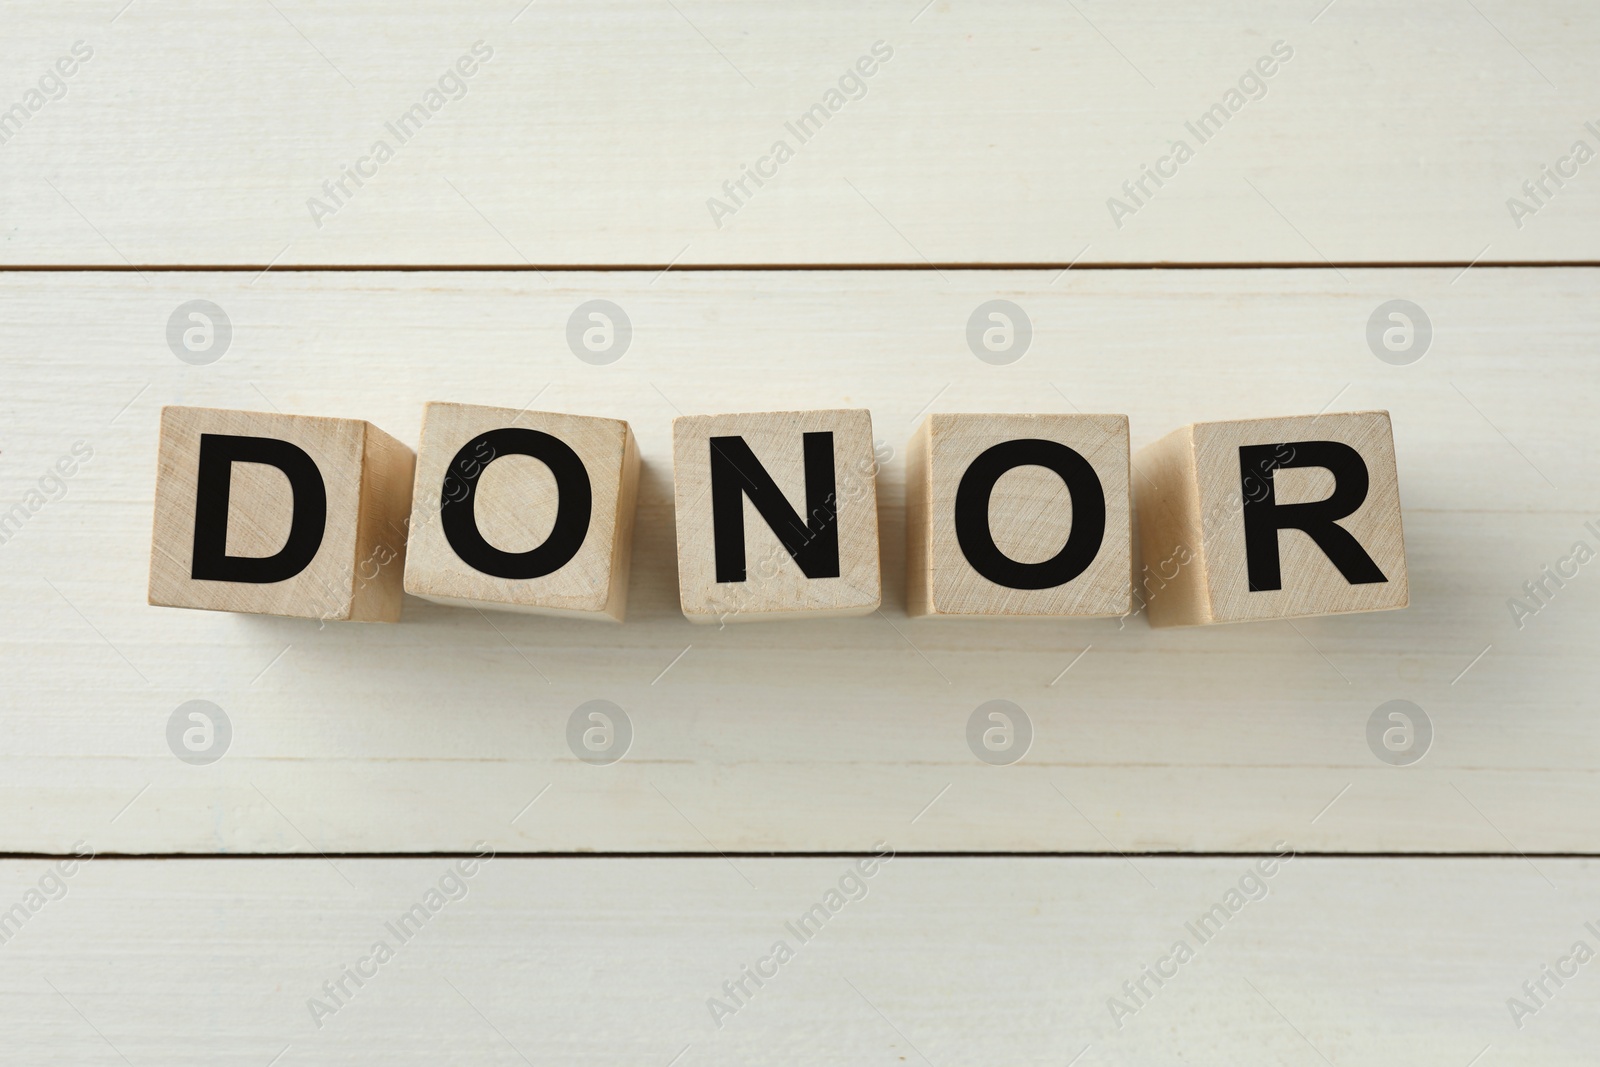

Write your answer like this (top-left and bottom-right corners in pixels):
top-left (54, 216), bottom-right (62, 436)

top-left (147, 406), bottom-right (414, 621)
top-left (1134, 410), bottom-right (1408, 627)
top-left (402, 403), bottom-right (640, 621)
top-left (671, 409), bottom-right (881, 622)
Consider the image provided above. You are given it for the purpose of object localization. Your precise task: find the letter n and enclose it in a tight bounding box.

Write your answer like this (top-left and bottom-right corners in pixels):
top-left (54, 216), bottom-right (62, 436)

top-left (710, 432), bottom-right (840, 582)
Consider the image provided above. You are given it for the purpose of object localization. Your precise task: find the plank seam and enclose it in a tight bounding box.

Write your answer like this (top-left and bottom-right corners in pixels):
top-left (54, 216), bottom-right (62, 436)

top-left (3, 262), bottom-right (1600, 272)
top-left (4, 851), bottom-right (1595, 861)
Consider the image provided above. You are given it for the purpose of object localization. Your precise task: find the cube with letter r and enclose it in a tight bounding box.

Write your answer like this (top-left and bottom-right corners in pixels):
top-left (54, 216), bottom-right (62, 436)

top-left (1134, 410), bottom-right (1407, 627)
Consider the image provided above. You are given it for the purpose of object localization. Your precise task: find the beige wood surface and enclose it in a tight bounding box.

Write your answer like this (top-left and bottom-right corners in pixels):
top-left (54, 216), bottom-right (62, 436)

top-left (9, 4), bottom-right (1598, 1057)
top-left (1, 856), bottom-right (1597, 1065)
top-left (1, 268), bottom-right (1596, 854)
top-left (4, 3), bottom-right (1599, 266)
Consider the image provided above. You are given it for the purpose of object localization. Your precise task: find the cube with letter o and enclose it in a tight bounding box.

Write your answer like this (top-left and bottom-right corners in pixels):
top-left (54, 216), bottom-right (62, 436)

top-left (906, 412), bottom-right (1132, 618)
top-left (402, 403), bottom-right (640, 621)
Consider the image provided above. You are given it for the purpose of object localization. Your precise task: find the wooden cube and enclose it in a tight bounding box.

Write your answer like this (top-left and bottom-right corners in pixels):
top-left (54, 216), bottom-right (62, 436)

top-left (148, 406), bottom-right (414, 622)
top-left (672, 409), bottom-right (881, 622)
top-left (402, 403), bottom-right (640, 621)
top-left (906, 413), bottom-right (1131, 618)
top-left (1134, 410), bottom-right (1408, 627)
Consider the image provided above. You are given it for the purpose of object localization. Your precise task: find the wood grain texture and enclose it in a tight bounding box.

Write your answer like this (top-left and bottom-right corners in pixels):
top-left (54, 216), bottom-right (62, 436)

top-left (147, 406), bottom-right (413, 622)
top-left (3, 2), bottom-right (1599, 265)
top-left (671, 409), bottom-right (881, 622)
top-left (906, 412), bottom-right (1131, 618)
top-left (1135, 410), bottom-right (1408, 627)
top-left (352, 416), bottom-right (416, 622)
top-left (1, 856), bottom-right (1598, 1064)
top-left (2, 268), bottom-right (1597, 854)
top-left (403, 403), bottom-right (639, 621)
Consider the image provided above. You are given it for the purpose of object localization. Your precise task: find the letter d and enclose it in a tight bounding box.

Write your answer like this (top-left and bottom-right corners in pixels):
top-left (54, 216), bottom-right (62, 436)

top-left (190, 434), bottom-right (327, 583)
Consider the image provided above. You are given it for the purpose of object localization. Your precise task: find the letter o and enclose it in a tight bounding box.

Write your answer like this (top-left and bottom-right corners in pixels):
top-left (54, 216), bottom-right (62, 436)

top-left (440, 428), bottom-right (592, 580)
top-left (953, 439), bottom-right (1106, 590)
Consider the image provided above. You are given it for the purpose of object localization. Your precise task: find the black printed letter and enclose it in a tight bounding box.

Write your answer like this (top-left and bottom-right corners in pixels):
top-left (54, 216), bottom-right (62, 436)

top-left (441, 428), bottom-right (592, 579)
top-left (710, 432), bottom-right (839, 583)
top-left (191, 433), bottom-right (327, 583)
top-left (1238, 440), bottom-right (1387, 592)
top-left (953, 439), bottom-right (1106, 589)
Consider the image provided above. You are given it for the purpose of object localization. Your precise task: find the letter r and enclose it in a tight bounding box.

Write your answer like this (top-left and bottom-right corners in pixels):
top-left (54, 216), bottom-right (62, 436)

top-left (1238, 440), bottom-right (1387, 591)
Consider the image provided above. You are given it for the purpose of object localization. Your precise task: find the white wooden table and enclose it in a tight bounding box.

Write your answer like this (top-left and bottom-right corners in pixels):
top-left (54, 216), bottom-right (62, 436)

top-left (2, 3), bottom-right (1597, 1063)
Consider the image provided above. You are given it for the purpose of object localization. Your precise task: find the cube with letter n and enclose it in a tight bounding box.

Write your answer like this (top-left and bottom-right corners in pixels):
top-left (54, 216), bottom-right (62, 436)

top-left (671, 409), bottom-right (881, 622)
top-left (147, 406), bottom-right (414, 621)
top-left (1134, 410), bottom-right (1408, 626)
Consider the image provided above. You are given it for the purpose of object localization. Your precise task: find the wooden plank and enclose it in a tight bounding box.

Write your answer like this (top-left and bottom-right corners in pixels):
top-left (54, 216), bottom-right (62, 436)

top-left (1, 856), bottom-right (1598, 1063)
top-left (1, 268), bottom-right (1596, 854)
top-left (3, 2), bottom-right (1599, 265)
